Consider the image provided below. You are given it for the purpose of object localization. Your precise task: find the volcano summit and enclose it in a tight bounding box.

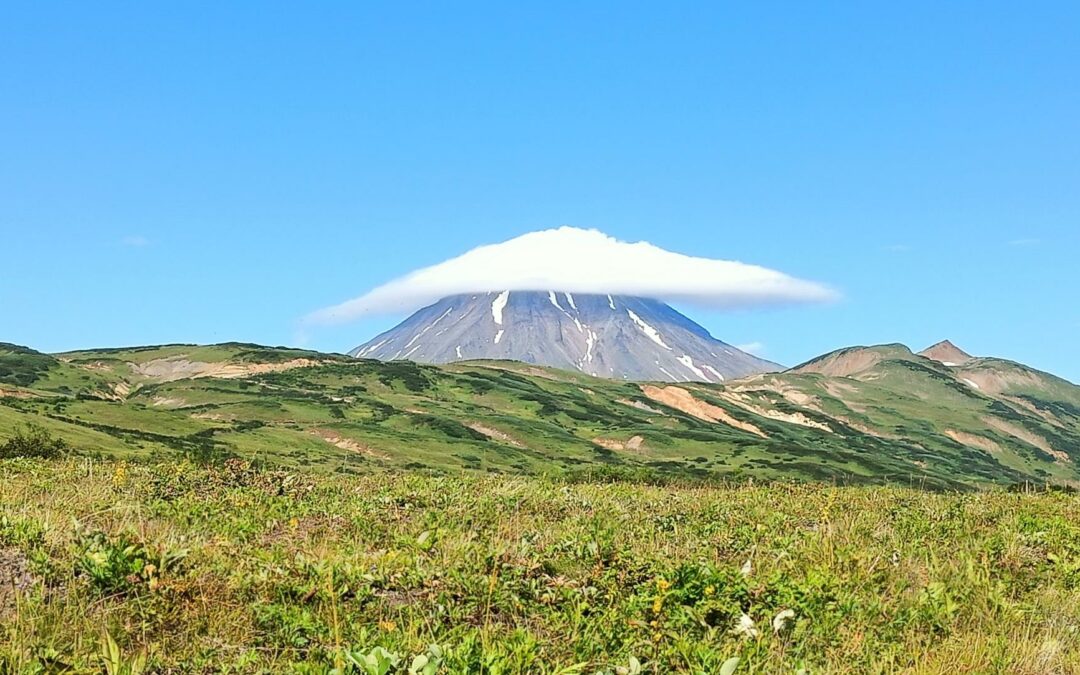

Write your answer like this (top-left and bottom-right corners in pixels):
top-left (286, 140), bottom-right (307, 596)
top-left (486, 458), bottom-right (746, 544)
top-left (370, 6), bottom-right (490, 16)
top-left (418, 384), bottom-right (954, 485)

top-left (350, 291), bottom-right (780, 382)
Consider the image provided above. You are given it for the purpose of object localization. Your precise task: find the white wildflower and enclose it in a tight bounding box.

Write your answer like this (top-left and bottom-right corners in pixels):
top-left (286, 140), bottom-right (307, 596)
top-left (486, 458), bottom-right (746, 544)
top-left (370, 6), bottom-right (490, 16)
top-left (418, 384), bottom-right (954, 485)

top-left (772, 608), bottom-right (796, 634)
top-left (733, 612), bottom-right (759, 639)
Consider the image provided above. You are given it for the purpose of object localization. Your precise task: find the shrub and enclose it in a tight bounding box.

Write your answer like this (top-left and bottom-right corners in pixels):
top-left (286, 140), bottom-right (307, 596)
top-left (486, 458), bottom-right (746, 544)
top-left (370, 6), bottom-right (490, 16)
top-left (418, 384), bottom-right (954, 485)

top-left (0, 423), bottom-right (69, 459)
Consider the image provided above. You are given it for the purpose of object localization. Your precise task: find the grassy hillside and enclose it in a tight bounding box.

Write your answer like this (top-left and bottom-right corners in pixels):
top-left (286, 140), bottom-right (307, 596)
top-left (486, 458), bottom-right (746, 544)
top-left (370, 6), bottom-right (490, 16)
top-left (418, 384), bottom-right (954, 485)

top-left (2, 458), bottom-right (1079, 673)
top-left (1, 342), bottom-right (1079, 489)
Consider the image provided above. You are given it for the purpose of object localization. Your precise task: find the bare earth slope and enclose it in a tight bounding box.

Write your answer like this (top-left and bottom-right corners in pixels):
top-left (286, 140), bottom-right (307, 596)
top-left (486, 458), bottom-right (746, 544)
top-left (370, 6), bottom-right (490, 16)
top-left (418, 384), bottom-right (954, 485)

top-left (918, 339), bottom-right (975, 366)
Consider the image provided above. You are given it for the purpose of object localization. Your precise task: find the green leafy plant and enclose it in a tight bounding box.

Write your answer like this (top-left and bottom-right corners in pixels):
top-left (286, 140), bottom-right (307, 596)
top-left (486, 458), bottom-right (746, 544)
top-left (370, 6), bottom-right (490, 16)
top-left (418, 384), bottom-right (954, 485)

top-left (100, 631), bottom-right (148, 675)
top-left (74, 523), bottom-right (186, 595)
top-left (407, 645), bottom-right (445, 675)
top-left (343, 646), bottom-right (401, 675)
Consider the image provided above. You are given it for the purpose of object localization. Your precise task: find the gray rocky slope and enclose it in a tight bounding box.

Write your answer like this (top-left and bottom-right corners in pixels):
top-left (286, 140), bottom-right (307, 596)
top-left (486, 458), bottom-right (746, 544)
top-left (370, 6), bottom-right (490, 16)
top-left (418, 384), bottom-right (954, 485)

top-left (350, 291), bottom-right (780, 382)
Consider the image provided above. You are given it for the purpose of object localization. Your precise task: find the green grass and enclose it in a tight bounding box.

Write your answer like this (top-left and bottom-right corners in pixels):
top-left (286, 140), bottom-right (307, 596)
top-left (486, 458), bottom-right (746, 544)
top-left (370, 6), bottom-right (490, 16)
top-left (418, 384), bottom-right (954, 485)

top-left (2, 458), bottom-right (1080, 673)
top-left (3, 341), bottom-right (1080, 488)
top-left (4, 342), bottom-right (1080, 671)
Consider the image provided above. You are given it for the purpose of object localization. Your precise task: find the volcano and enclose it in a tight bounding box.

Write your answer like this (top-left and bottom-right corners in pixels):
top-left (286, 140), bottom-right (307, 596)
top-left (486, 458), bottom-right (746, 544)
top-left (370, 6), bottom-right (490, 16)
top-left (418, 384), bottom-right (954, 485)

top-left (349, 291), bottom-right (780, 382)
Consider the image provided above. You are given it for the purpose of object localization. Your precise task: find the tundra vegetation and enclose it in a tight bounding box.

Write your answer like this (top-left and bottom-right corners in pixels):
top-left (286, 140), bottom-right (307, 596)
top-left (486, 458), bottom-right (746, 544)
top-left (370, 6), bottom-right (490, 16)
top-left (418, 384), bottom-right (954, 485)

top-left (2, 343), bottom-right (1080, 672)
top-left (2, 342), bottom-right (1080, 489)
top-left (2, 457), bottom-right (1080, 673)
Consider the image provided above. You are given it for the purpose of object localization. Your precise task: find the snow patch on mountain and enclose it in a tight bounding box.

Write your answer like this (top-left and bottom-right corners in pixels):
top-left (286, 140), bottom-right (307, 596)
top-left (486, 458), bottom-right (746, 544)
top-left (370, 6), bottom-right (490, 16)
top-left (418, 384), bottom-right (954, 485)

top-left (677, 355), bottom-right (709, 381)
top-left (491, 291), bottom-right (510, 325)
top-left (350, 292), bottom-right (781, 382)
top-left (627, 310), bottom-right (671, 350)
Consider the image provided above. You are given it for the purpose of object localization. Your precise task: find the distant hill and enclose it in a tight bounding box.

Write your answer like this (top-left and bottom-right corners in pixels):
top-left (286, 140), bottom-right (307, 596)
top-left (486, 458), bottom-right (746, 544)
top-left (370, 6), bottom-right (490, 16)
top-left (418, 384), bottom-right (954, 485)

top-left (2, 340), bottom-right (1079, 488)
top-left (918, 339), bottom-right (974, 366)
top-left (350, 291), bottom-right (780, 382)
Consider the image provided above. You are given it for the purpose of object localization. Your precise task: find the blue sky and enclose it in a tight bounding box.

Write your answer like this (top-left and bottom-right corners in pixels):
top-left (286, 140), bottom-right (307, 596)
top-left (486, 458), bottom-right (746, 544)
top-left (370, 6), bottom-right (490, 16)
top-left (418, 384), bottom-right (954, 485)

top-left (2, 2), bottom-right (1078, 381)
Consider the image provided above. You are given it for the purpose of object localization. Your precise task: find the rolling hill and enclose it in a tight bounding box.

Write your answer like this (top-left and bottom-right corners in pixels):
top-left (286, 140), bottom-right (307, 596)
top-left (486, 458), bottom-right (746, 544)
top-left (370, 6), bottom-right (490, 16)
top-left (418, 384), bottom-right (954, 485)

top-left (1, 340), bottom-right (1078, 489)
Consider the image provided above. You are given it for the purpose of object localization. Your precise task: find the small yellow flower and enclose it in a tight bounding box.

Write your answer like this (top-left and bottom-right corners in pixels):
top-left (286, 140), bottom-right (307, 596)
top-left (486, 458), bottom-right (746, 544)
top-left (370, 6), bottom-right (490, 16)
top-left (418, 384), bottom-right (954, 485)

top-left (655, 578), bottom-right (671, 591)
top-left (704, 585), bottom-right (715, 597)
top-left (652, 596), bottom-right (663, 613)
top-left (378, 620), bottom-right (397, 632)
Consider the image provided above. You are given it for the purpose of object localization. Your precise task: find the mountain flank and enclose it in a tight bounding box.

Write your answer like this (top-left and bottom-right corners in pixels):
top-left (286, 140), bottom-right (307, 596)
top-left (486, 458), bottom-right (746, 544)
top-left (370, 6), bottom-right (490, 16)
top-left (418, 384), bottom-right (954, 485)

top-left (350, 291), bottom-right (780, 383)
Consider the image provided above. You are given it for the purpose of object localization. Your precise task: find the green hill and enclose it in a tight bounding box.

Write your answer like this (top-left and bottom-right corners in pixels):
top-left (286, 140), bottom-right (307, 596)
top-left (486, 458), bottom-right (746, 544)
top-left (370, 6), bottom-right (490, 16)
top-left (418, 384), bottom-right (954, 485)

top-left (2, 341), bottom-right (1079, 489)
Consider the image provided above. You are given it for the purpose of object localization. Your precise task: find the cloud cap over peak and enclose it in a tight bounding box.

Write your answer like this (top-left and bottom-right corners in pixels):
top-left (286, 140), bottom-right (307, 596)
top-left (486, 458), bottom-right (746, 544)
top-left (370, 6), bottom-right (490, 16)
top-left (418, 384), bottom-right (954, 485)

top-left (308, 227), bottom-right (838, 325)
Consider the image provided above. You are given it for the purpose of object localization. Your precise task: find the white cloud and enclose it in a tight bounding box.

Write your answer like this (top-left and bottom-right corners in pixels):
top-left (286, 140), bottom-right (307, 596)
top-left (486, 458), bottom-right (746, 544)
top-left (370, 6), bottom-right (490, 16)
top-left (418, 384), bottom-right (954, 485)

top-left (120, 235), bottom-right (150, 247)
top-left (734, 342), bottom-right (765, 356)
top-left (1008, 238), bottom-right (1040, 247)
top-left (307, 227), bottom-right (838, 325)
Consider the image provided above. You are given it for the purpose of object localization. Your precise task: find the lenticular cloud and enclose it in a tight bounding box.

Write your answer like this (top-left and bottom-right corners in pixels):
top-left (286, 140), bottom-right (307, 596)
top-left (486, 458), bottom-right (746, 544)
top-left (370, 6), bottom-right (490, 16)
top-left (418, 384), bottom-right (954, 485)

top-left (307, 227), bottom-right (837, 325)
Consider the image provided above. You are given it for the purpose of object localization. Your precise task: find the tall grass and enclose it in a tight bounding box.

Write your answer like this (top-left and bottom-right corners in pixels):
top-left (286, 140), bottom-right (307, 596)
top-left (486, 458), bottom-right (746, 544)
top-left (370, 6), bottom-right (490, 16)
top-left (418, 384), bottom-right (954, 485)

top-left (1, 458), bottom-right (1079, 673)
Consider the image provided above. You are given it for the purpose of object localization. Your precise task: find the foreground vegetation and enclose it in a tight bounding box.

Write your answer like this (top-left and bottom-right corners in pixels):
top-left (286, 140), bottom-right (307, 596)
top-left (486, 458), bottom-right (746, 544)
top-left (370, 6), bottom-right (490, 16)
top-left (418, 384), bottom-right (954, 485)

top-left (2, 458), bottom-right (1080, 673)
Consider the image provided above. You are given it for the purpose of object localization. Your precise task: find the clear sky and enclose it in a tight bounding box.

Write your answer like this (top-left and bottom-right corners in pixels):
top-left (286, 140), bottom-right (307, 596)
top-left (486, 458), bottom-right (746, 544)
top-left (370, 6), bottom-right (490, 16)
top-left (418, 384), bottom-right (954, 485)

top-left (2, 2), bottom-right (1078, 381)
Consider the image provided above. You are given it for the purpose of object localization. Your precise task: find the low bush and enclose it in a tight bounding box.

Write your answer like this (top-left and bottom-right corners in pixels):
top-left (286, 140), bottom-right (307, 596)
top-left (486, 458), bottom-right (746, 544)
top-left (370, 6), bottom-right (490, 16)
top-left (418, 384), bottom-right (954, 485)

top-left (0, 424), bottom-right (69, 459)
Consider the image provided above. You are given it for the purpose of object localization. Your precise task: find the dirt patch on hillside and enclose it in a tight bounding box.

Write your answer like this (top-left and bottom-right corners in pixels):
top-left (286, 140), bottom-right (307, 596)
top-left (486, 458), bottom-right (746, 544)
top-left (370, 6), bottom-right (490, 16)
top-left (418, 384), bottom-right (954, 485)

top-left (982, 417), bottom-right (1069, 462)
top-left (78, 360), bottom-right (118, 372)
top-left (945, 430), bottom-right (1003, 454)
top-left (616, 399), bottom-right (664, 415)
top-left (592, 435), bottom-right (645, 452)
top-left (133, 357), bottom-right (320, 382)
top-left (836, 418), bottom-right (895, 438)
top-left (958, 366), bottom-right (1048, 397)
top-left (780, 389), bottom-right (815, 406)
top-left (640, 385), bottom-right (768, 438)
top-left (192, 412), bottom-right (230, 421)
top-left (792, 350), bottom-right (883, 378)
top-left (0, 548), bottom-right (35, 618)
top-left (467, 423), bottom-right (525, 448)
top-left (1003, 396), bottom-right (1067, 429)
top-left (918, 340), bottom-right (973, 366)
top-left (152, 396), bottom-right (187, 408)
top-left (822, 379), bottom-right (858, 396)
top-left (88, 387), bottom-right (126, 402)
top-left (819, 380), bottom-right (868, 413)
top-left (712, 388), bottom-right (832, 433)
top-left (309, 430), bottom-right (388, 459)
top-left (0, 388), bottom-right (37, 399)
top-left (470, 363), bottom-right (567, 382)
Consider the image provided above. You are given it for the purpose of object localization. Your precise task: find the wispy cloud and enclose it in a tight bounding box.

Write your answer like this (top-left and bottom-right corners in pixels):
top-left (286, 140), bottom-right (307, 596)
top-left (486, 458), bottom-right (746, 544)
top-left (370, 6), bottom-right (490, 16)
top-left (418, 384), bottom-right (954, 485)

top-left (1008, 238), bottom-right (1040, 247)
top-left (734, 342), bottom-right (765, 356)
top-left (120, 235), bottom-right (150, 247)
top-left (306, 227), bottom-right (838, 325)
top-left (883, 244), bottom-right (912, 253)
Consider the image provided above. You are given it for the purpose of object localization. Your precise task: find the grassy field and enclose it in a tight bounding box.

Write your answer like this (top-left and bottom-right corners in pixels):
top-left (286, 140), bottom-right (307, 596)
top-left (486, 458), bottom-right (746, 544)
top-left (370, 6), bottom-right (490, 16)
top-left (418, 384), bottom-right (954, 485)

top-left (3, 458), bottom-right (1080, 674)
